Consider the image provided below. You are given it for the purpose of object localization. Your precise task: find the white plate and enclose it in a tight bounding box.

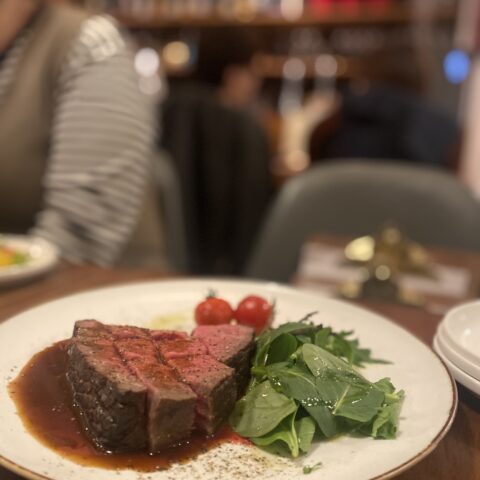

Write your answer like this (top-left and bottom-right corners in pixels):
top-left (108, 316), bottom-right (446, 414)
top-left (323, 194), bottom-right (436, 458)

top-left (433, 335), bottom-right (480, 397)
top-left (0, 279), bottom-right (457, 480)
top-left (441, 301), bottom-right (480, 366)
top-left (436, 325), bottom-right (480, 381)
top-left (0, 235), bottom-right (59, 287)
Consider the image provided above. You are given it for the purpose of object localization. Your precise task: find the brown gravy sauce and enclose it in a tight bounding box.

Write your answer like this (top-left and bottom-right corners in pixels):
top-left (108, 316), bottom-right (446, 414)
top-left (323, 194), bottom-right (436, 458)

top-left (8, 341), bottom-right (250, 472)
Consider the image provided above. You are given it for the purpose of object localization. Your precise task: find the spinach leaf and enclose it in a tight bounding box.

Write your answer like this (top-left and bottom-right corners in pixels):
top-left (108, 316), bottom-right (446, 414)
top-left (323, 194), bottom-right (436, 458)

top-left (296, 334), bottom-right (313, 344)
top-left (266, 363), bottom-right (337, 437)
top-left (374, 378), bottom-right (396, 395)
top-left (230, 381), bottom-right (297, 437)
top-left (334, 386), bottom-right (384, 423)
top-left (304, 405), bottom-right (338, 438)
top-left (296, 416), bottom-right (316, 453)
top-left (253, 316), bottom-right (318, 368)
top-left (267, 334), bottom-right (298, 364)
top-left (251, 411), bottom-right (299, 458)
top-left (371, 393), bottom-right (404, 439)
top-left (302, 343), bottom-right (360, 378)
top-left (314, 327), bottom-right (332, 348)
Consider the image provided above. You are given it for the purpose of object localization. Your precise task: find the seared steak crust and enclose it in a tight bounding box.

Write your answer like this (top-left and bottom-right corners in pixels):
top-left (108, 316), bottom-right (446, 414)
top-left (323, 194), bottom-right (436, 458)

top-left (67, 324), bottom-right (148, 452)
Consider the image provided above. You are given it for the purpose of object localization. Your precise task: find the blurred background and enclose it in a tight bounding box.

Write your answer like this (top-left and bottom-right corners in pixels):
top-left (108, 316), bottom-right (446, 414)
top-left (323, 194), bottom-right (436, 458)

top-left (93, 0), bottom-right (478, 274)
top-left (3, 0), bottom-right (480, 280)
top-left (80, 0), bottom-right (469, 176)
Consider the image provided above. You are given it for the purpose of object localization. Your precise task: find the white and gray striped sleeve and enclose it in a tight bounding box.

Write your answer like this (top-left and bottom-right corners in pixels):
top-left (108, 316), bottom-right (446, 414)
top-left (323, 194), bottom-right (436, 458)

top-left (31, 15), bottom-right (158, 265)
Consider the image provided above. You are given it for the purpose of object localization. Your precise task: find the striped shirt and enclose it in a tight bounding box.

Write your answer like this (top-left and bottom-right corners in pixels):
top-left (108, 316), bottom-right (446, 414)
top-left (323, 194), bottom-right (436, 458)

top-left (0, 13), bottom-right (160, 265)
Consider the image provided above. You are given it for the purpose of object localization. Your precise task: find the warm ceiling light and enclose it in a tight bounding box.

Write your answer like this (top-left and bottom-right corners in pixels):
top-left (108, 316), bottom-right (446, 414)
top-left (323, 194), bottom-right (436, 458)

top-left (163, 41), bottom-right (191, 69)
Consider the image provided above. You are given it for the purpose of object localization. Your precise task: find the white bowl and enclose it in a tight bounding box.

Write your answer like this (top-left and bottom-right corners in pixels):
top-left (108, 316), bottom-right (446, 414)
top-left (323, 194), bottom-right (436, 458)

top-left (437, 324), bottom-right (480, 381)
top-left (440, 301), bottom-right (480, 367)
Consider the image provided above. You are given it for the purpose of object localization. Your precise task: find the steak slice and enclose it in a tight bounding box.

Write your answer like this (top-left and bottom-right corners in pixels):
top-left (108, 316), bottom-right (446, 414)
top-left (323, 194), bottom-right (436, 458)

top-left (115, 337), bottom-right (197, 452)
top-left (151, 330), bottom-right (189, 342)
top-left (154, 337), bottom-right (208, 359)
top-left (73, 318), bottom-right (112, 340)
top-left (108, 324), bottom-right (151, 339)
top-left (192, 324), bottom-right (255, 395)
top-left (166, 355), bottom-right (236, 435)
top-left (67, 324), bottom-right (148, 452)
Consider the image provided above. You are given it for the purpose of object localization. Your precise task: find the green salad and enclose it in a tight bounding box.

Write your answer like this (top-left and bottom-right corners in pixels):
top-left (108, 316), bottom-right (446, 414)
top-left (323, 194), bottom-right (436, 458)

top-left (229, 314), bottom-right (404, 458)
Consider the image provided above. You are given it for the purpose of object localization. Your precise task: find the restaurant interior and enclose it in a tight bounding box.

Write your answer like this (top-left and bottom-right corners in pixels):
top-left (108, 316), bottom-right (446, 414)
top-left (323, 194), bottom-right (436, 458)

top-left (0, 0), bottom-right (480, 479)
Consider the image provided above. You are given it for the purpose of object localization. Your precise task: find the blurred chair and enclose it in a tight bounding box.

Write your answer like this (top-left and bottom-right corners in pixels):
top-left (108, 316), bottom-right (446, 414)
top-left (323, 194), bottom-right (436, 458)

top-left (152, 151), bottom-right (188, 273)
top-left (245, 161), bottom-right (480, 282)
top-left (160, 83), bottom-right (273, 275)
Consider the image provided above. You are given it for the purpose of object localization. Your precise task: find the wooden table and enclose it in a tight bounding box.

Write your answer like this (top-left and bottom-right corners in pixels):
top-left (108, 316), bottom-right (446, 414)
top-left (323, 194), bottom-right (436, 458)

top-left (0, 257), bottom-right (479, 479)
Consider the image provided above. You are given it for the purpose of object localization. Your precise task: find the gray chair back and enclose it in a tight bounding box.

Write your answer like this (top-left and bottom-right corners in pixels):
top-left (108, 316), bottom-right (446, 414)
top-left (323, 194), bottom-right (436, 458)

top-left (246, 161), bottom-right (480, 282)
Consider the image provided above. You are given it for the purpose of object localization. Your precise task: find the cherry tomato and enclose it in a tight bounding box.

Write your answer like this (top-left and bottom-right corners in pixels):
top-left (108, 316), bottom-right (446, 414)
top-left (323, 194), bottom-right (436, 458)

top-left (195, 297), bottom-right (234, 326)
top-left (234, 295), bottom-right (273, 334)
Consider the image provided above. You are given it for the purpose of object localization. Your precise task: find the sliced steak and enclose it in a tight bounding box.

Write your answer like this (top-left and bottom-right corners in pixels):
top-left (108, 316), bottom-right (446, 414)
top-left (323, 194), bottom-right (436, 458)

top-left (115, 337), bottom-right (196, 451)
top-left (151, 330), bottom-right (189, 342)
top-left (154, 337), bottom-right (208, 359)
top-left (73, 318), bottom-right (112, 340)
top-left (68, 319), bottom-right (253, 453)
top-left (107, 324), bottom-right (151, 339)
top-left (192, 324), bottom-right (255, 395)
top-left (67, 325), bottom-right (148, 452)
top-left (166, 355), bottom-right (236, 435)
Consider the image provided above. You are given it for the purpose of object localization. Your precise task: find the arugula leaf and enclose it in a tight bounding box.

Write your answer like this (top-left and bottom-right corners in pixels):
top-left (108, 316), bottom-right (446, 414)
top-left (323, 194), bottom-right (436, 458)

top-left (303, 462), bottom-right (322, 474)
top-left (230, 381), bottom-right (297, 437)
top-left (335, 332), bottom-right (390, 367)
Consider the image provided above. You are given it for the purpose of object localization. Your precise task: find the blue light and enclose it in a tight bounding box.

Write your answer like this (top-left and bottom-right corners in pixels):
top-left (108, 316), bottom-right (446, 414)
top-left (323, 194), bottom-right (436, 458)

top-left (444, 49), bottom-right (471, 84)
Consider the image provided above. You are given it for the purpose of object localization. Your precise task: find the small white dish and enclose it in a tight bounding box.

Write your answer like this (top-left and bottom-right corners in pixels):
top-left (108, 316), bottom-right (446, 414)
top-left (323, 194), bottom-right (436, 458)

top-left (0, 235), bottom-right (59, 287)
top-left (433, 334), bottom-right (480, 397)
top-left (436, 325), bottom-right (480, 381)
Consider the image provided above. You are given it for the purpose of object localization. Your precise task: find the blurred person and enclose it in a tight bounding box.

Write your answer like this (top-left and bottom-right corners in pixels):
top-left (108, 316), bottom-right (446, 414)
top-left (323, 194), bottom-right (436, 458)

top-left (0, 0), bottom-right (165, 266)
top-left (160, 29), bottom-right (273, 275)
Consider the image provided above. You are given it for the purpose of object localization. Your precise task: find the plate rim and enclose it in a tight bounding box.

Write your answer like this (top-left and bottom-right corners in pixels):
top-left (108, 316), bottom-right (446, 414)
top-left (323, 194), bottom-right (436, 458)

top-left (0, 278), bottom-right (459, 480)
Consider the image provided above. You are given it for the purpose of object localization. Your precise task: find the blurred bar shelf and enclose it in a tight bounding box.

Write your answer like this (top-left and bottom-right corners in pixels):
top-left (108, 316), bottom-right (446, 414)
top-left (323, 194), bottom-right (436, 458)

top-left (113, 5), bottom-right (456, 30)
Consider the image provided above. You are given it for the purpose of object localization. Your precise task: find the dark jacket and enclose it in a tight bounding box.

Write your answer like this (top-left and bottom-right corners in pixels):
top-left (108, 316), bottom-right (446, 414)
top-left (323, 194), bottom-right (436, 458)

top-left (160, 84), bottom-right (273, 274)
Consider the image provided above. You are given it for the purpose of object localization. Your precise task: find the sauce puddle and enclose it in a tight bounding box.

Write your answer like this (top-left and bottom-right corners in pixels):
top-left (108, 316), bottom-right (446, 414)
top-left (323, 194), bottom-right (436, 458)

top-left (8, 341), bottom-right (250, 472)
